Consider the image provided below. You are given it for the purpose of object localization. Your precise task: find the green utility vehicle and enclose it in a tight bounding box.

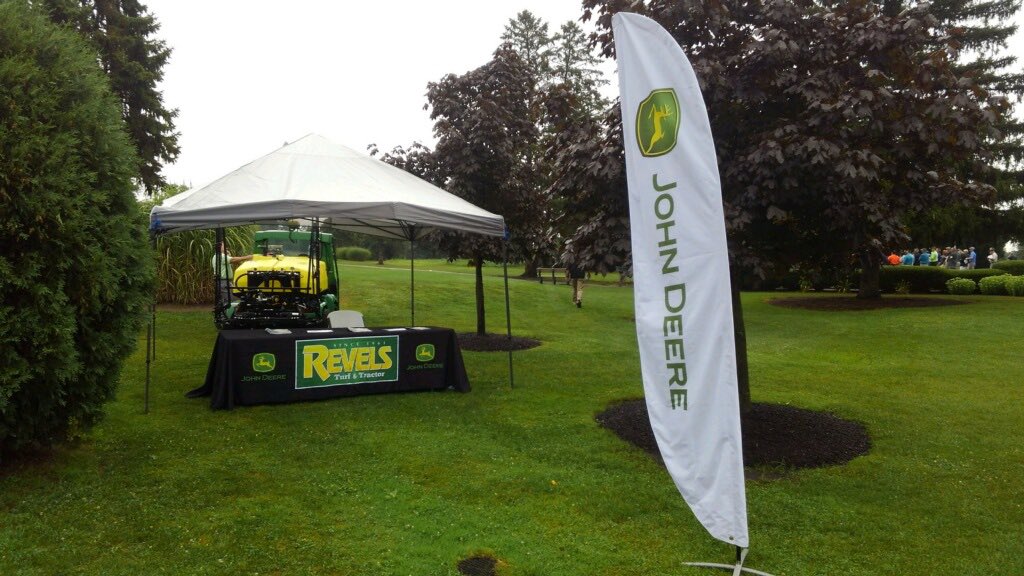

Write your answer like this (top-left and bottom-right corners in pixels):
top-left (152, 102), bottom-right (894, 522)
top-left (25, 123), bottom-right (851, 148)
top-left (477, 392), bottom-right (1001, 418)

top-left (216, 228), bottom-right (339, 328)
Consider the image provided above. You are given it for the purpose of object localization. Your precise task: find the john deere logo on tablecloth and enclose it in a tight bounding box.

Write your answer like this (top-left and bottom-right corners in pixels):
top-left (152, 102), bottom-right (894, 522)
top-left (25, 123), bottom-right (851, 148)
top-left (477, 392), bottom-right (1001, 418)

top-left (252, 353), bottom-right (276, 373)
top-left (295, 336), bottom-right (398, 388)
top-left (636, 88), bottom-right (680, 157)
top-left (415, 344), bottom-right (436, 362)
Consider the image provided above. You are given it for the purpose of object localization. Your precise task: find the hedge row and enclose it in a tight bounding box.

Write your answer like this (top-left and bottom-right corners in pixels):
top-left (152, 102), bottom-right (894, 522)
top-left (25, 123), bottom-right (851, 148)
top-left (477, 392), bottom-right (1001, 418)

top-left (876, 266), bottom-right (1006, 294)
top-left (973, 275), bottom-right (1024, 296)
top-left (991, 260), bottom-right (1024, 276)
top-left (336, 246), bottom-right (373, 261)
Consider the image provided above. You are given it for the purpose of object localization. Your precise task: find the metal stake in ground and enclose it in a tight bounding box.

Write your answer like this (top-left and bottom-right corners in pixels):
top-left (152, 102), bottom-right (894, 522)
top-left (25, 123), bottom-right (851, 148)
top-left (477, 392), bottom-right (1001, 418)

top-left (684, 546), bottom-right (776, 576)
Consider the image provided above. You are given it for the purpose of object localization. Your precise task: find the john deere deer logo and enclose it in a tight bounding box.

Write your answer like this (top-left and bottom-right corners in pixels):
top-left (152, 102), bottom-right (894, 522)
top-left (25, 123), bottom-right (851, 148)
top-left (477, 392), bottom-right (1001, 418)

top-left (253, 353), bottom-right (276, 373)
top-left (415, 344), bottom-right (435, 362)
top-left (636, 89), bottom-right (680, 157)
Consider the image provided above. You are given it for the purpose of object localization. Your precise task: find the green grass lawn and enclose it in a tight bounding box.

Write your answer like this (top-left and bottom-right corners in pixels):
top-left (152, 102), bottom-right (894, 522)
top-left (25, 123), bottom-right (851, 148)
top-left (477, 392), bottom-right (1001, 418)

top-left (1, 263), bottom-right (1022, 575)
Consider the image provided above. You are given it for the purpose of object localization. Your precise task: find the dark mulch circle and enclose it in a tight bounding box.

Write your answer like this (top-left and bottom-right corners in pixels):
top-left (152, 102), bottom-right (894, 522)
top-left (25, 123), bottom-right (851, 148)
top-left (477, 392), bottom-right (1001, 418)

top-left (768, 295), bottom-right (964, 311)
top-left (457, 332), bottom-right (541, 352)
top-left (596, 400), bottom-right (870, 475)
top-left (457, 555), bottom-right (498, 576)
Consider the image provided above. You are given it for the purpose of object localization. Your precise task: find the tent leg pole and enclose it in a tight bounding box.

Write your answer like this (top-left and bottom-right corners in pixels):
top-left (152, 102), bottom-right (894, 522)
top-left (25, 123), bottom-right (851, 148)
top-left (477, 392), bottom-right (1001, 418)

top-left (410, 238), bottom-right (415, 326)
top-left (503, 241), bottom-right (514, 389)
top-left (214, 228), bottom-right (225, 327)
top-left (150, 233), bottom-right (157, 361)
top-left (145, 302), bottom-right (152, 414)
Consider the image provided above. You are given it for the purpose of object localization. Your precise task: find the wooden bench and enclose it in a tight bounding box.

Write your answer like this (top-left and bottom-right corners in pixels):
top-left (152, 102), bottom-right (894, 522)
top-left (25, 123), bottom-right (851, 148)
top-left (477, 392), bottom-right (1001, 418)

top-left (537, 267), bottom-right (567, 284)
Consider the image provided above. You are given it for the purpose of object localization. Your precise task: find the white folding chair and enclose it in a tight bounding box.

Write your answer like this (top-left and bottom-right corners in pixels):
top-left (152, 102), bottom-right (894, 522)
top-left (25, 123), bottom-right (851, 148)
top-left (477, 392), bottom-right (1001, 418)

top-left (327, 310), bottom-right (365, 328)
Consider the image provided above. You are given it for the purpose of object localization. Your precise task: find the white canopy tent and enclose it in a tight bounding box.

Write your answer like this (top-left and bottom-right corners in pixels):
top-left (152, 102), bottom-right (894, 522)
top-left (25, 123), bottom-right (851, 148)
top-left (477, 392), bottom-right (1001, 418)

top-left (143, 134), bottom-right (515, 412)
top-left (150, 133), bottom-right (506, 239)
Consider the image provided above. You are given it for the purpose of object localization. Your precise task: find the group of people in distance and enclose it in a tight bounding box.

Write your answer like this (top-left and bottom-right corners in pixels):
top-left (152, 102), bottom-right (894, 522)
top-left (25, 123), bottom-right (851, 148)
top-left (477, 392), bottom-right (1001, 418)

top-left (886, 246), bottom-right (998, 269)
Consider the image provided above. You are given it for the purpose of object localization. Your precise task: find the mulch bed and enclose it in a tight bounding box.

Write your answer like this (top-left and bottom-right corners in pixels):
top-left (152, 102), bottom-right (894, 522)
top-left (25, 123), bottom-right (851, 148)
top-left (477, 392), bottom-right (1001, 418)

top-left (457, 556), bottom-right (498, 576)
top-left (596, 400), bottom-right (870, 475)
top-left (457, 333), bottom-right (541, 352)
top-left (768, 295), bottom-right (964, 311)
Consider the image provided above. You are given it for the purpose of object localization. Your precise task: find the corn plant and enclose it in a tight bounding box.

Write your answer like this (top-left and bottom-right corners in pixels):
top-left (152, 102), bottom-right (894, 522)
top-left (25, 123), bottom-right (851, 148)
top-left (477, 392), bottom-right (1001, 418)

top-left (154, 227), bottom-right (254, 304)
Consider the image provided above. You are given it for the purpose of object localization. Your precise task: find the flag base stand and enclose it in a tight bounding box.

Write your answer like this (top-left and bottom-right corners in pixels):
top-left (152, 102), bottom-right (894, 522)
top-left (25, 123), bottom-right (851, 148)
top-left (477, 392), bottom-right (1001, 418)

top-left (684, 547), bottom-right (776, 576)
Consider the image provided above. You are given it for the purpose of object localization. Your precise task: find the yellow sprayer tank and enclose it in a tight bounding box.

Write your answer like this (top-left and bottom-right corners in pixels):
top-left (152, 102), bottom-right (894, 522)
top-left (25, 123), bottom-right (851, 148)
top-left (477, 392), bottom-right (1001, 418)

top-left (233, 255), bottom-right (329, 294)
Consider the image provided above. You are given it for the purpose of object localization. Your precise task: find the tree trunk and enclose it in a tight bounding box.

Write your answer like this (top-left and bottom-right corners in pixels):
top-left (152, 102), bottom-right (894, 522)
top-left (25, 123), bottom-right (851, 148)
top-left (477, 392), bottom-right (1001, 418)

top-left (857, 250), bottom-right (882, 299)
top-left (475, 254), bottom-right (486, 335)
top-left (730, 269), bottom-right (752, 415)
top-left (522, 255), bottom-right (540, 280)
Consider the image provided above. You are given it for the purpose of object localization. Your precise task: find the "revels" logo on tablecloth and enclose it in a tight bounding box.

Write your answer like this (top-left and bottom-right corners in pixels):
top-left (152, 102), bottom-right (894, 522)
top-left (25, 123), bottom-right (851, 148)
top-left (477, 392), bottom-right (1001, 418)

top-left (295, 336), bottom-right (399, 388)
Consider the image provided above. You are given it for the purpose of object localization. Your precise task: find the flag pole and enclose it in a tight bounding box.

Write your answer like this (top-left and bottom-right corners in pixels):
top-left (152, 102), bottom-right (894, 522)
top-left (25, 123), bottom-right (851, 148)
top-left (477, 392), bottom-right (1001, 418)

top-left (502, 237), bottom-right (514, 389)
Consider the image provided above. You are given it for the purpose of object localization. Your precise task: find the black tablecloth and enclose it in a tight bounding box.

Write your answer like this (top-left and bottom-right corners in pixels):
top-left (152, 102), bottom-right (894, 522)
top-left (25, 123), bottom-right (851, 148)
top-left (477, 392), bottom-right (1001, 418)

top-left (188, 326), bottom-right (469, 409)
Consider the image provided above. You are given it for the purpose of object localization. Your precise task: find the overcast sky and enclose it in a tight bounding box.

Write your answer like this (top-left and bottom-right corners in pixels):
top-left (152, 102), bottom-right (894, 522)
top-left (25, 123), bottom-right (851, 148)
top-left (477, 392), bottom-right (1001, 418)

top-left (146, 1), bottom-right (1024, 189)
top-left (145, 0), bottom-right (611, 188)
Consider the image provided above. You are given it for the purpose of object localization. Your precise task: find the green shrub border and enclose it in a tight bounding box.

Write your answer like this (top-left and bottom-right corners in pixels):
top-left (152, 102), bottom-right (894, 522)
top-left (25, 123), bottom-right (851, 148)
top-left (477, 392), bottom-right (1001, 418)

top-left (336, 246), bottom-right (373, 261)
top-left (992, 260), bottom-right (1024, 276)
top-left (873, 266), bottom-right (1004, 293)
top-left (946, 277), bottom-right (977, 295)
top-left (978, 274), bottom-right (1011, 295)
top-left (1006, 276), bottom-right (1024, 297)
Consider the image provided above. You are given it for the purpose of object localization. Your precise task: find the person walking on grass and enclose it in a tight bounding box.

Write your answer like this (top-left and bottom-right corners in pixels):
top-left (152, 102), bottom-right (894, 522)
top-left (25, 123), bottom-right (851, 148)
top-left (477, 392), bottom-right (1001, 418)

top-left (567, 263), bottom-right (586, 308)
top-left (988, 247), bottom-right (998, 267)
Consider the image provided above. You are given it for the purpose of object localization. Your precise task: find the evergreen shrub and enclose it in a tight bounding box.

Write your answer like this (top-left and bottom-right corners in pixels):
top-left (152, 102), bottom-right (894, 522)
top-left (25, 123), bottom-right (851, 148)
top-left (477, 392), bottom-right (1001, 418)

top-left (0, 4), bottom-right (153, 454)
top-left (978, 274), bottom-right (1011, 295)
top-left (337, 246), bottom-right (373, 261)
top-left (945, 278), bottom-right (977, 295)
top-left (992, 260), bottom-right (1024, 276)
top-left (1006, 276), bottom-right (1024, 297)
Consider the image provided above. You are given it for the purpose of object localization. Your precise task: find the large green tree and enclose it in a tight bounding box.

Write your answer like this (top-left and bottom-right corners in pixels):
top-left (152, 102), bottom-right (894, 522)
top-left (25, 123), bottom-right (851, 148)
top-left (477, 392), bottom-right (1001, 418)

top-left (545, 96), bottom-right (629, 275)
top-left (499, 11), bottom-right (562, 278)
top-left (882, 0), bottom-right (1024, 254)
top-left (40, 0), bottom-right (179, 194)
top-left (501, 9), bottom-right (553, 83)
top-left (502, 11), bottom-right (611, 277)
top-left (578, 0), bottom-right (1011, 298)
top-left (1, 1), bottom-right (154, 455)
top-left (426, 45), bottom-right (537, 335)
top-left (550, 20), bottom-right (609, 121)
